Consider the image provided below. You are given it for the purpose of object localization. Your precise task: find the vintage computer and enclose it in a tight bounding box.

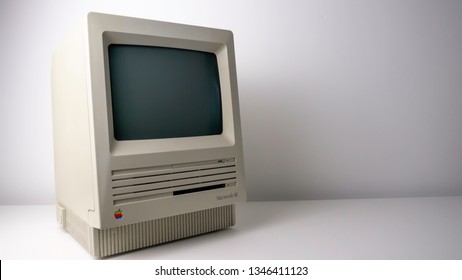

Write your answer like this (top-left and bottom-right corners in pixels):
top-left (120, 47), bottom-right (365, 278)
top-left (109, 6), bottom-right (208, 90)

top-left (51, 12), bottom-right (246, 257)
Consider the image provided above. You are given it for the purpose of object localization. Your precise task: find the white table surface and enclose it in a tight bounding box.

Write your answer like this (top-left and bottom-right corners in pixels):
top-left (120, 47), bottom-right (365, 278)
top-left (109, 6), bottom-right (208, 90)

top-left (1, 196), bottom-right (462, 259)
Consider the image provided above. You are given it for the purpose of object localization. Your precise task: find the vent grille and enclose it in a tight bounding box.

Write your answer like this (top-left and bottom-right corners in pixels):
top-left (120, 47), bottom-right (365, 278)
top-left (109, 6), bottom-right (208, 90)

top-left (62, 204), bottom-right (235, 258)
top-left (112, 158), bottom-right (237, 205)
top-left (94, 205), bottom-right (235, 258)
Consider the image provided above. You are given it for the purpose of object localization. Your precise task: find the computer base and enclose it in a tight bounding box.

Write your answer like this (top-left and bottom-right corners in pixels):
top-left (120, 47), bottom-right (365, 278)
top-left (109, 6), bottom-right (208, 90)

top-left (60, 204), bottom-right (235, 258)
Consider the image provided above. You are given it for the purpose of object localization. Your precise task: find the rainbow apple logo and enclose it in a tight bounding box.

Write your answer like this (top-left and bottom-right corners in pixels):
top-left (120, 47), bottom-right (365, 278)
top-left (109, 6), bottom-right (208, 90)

top-left (114, 209), bottom-right (123, 220)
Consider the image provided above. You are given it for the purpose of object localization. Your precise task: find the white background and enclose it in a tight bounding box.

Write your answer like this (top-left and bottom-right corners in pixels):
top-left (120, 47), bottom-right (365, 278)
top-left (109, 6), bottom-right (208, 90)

top-left (1, 0), bottom-right (462, 204)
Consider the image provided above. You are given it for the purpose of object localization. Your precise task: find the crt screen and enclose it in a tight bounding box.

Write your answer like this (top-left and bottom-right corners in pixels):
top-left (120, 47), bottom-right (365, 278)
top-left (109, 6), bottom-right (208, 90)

top-left (108, 44), bottom-right (223, 140)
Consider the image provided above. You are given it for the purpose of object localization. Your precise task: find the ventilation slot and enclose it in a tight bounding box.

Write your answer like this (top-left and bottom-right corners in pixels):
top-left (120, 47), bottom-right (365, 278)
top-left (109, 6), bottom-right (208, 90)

top-left (112, 158), bottom-right (237, 205)
top-left (94, 205), bottom-right (235, 257)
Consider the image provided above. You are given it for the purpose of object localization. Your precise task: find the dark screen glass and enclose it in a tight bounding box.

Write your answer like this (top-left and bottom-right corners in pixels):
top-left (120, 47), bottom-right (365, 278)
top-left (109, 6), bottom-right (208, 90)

top-left (108, 44), bottom-right (223, 140)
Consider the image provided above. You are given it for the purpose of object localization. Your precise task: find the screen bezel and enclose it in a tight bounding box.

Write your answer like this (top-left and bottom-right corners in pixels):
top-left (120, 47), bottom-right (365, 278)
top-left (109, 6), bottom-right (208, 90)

top-left (102, 31), bottom-right (236, 156)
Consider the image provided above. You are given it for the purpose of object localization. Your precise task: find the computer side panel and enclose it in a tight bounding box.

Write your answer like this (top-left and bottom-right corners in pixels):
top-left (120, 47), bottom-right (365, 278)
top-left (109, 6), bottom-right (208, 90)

top-left (51, 19), bottom-right (97, 230)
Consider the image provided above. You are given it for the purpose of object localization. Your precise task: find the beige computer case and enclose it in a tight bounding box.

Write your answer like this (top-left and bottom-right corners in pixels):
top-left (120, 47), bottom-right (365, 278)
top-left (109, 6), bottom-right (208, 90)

top-left (51, 12), bottom-right (246, 257)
